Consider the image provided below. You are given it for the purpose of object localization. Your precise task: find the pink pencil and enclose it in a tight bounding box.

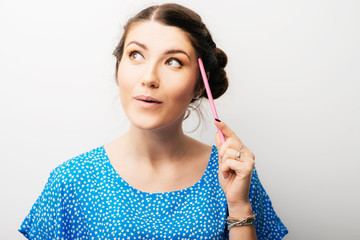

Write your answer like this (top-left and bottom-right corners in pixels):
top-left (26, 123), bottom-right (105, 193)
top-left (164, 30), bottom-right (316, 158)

top-left (198, 58), bottom-right (226, 144)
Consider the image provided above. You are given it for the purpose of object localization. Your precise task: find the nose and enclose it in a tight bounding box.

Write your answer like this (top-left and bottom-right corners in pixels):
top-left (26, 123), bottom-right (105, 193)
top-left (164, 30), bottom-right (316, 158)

top-left (141, 62), bottom-right (160, 88)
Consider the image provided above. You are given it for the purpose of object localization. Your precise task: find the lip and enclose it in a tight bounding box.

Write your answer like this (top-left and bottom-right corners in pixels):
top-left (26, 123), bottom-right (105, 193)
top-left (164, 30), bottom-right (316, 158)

top-left (133, 95), bottom-right (163, 108)
top-left (134, 95), bottom-right (162, 103)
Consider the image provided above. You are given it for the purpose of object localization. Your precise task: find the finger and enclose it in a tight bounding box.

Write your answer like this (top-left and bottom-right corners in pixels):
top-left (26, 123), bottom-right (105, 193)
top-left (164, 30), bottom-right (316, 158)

top-left (223, 150), bottom-right (255, 169)
top-left (215, 132), bottom-right (222, 151)
top-left (242, 148), bottom-right (256, 161)
top-left (217, 137), bottom-right (242, 160)
top-left (222, 148), bottom-right (239, 163)
top-left (220, 158), bottom-right (255, 179)
top-left (214, 120), bottom-right (239, 140)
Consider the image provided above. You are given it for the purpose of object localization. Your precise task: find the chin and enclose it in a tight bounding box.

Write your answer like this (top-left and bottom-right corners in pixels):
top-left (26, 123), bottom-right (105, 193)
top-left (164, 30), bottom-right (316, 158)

top-left (132, 120), bottom-right (163, 131)
top-left (128, 113), bottom-right (164, 130)
top-left (128, 113), bottom-right (184, 132)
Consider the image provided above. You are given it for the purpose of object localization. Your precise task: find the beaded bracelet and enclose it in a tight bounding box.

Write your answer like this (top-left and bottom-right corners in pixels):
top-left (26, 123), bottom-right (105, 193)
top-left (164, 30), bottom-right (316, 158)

top-left (226, 213), bottom-right (256, 229)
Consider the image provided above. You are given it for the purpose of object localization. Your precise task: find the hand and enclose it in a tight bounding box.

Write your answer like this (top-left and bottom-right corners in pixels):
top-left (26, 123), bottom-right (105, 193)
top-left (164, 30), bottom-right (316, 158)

top-left (215, 120), bottom-right (255, 212)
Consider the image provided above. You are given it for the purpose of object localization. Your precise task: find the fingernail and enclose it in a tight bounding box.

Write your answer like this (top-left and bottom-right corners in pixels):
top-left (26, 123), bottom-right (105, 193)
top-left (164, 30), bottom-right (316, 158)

top-left (215, 118), bottom-right (221, 122)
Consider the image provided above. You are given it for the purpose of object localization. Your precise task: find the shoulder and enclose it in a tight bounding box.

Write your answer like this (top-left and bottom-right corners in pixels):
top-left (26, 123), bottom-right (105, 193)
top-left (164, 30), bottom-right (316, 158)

top-left (49, 145), bottom-right (106, 184)
top-left (185, 135), bottom-right (214, 157)
top-left (18, 146), bottom-right (106, 239)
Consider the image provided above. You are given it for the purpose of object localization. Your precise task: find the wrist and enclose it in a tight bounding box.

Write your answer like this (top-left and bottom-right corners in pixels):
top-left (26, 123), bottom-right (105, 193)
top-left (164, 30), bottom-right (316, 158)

top-left (227, 202), bottom-right (253, 217)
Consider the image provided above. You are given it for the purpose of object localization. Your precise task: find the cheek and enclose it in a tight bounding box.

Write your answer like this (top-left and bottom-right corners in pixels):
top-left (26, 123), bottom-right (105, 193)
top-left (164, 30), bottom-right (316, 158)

top-left (117, 62), bottom-right (136, 97)
top-left (166, 74), bottom-right (197, 105)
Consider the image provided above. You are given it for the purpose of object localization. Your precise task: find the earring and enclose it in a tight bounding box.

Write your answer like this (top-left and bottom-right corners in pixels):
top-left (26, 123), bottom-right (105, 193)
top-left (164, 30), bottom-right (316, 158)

top-left (193, 94), bottom-right (201, 100)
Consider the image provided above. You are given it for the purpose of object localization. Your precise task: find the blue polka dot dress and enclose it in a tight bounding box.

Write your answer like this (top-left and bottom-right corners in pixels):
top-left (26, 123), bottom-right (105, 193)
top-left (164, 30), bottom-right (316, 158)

top-left (19, 145), bottom-right (288, 239)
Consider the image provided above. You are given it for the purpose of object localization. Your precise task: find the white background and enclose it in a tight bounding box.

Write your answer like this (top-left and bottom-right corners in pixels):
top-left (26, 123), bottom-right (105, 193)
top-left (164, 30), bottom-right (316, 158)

top-left (1, 0), bottom-right (359, 239)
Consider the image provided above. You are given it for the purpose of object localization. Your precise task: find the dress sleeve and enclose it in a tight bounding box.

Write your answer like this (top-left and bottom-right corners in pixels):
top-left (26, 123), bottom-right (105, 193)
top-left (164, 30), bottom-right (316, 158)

top-left (249, 167), bottom-right (288, 239)
top-left (18, 165), bottom-right (88, 239)
top-left (19, 167), bottom-right (68, 239)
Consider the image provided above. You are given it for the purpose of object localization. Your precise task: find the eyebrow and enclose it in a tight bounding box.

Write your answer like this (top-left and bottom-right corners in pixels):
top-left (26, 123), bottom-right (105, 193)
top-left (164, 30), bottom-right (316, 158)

top-left (126, 41), bottom-right (191, 61)
top-left (126, 41), bottom-right (147, 50)
top-left (165, 49), bottom-right (190, 61)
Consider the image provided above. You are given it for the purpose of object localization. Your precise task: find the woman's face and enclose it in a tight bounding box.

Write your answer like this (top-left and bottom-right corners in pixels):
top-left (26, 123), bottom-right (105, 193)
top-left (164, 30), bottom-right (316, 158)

top-left (117, 21), bottom-right (199, 131)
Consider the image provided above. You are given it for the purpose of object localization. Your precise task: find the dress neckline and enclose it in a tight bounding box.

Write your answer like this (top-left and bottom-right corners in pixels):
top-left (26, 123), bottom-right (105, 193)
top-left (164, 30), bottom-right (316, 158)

top-left (100, 145), bottom-right (217, 196)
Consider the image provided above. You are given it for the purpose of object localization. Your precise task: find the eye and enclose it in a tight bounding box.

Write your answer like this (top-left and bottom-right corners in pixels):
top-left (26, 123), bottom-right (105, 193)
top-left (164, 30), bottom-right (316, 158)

top-left (129, 51), bottom-right (144, 62)
top-left (166, 58), bottom-right (183, 68)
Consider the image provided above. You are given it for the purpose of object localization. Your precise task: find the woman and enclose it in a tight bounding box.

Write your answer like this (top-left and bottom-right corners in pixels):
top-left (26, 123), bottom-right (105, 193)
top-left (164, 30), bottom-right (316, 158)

top-left (19, 3), bottom-right (287, 239)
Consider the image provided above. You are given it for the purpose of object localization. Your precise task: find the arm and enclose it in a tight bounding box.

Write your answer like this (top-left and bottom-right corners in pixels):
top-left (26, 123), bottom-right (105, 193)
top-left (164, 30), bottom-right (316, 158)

top-left (214, 120), bottom-right (257, 240)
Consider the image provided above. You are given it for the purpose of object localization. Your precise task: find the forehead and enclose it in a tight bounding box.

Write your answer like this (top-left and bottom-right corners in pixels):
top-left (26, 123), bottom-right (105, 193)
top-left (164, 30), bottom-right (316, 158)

top-left (125, 21), bottom-right (195, 56)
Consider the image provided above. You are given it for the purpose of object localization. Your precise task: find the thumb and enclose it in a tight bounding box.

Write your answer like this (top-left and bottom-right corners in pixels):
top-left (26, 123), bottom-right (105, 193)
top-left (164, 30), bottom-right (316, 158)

top-left (215, 131), bottom-right (222, 149)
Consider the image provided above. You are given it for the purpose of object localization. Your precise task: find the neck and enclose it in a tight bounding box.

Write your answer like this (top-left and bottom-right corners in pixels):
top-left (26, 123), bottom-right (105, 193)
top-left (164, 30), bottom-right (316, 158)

top-left (122, 121), bottom-right (191, 165)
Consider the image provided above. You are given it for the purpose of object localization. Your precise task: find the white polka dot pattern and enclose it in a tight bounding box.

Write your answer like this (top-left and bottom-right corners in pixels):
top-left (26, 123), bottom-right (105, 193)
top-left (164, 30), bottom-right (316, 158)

top-left (19, 145), bottom-right (287, 239)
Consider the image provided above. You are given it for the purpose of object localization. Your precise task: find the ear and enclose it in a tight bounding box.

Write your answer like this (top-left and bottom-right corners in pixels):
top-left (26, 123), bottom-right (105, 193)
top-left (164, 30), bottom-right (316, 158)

top-left (193, 84), bottom-right (204, 99)
top-left (115, 61), bottom-right (120, 84)
top-left (193, 70), bottom-right (208, 98)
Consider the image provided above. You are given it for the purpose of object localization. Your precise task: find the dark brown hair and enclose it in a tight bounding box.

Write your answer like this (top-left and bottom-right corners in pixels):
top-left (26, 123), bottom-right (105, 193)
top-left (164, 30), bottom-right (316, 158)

top-left (113, 3), bottom-right (228, 102)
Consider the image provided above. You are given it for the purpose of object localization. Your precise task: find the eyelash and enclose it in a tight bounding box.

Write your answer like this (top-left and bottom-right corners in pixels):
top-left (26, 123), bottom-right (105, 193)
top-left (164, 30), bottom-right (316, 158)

top-left (128, 51), bottom-right (143, 59)
top-left (128, 51), bottom-right (183, 67)
top-left (166, 58), bottom-right (183, 66)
